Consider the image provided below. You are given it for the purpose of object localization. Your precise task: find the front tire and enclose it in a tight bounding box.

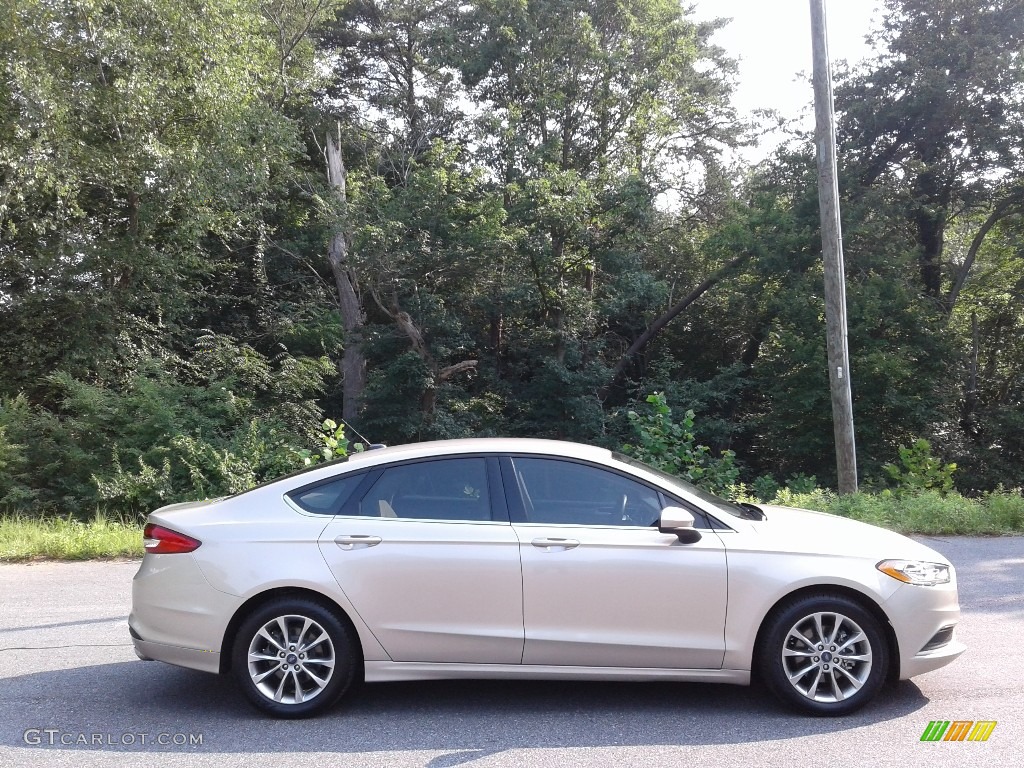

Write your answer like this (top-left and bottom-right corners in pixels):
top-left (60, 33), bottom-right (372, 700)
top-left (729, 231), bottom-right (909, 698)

top-left (758, 594), bottom-right (889, 716)
top-left (232, 598), bottom-right (359, 718)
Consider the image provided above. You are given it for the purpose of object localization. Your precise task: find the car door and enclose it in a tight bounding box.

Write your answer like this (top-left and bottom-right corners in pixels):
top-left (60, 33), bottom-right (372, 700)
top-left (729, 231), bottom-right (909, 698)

top-left (317, 456), bottom-right (524, 664)
top-left (505, 456), bottom-right (728, 669)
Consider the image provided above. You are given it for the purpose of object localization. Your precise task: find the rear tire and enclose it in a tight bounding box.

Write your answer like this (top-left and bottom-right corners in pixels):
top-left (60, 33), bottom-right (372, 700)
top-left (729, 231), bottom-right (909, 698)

top-left (232, 597), bottom-right (359, 718)
top-left (758, 594), bottom-right (889, 716)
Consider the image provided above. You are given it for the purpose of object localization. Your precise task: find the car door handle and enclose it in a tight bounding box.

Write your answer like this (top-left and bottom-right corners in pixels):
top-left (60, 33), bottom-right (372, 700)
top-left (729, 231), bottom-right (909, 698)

top-left (334, 535), bottom-right (382, 550)
top-left (531, 537), bottom-right (580, 552)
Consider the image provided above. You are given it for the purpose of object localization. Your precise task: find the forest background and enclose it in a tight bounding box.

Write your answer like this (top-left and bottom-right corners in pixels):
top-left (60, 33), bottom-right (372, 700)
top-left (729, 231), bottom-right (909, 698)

top-left (2, 0), bottom-right (1023, 524)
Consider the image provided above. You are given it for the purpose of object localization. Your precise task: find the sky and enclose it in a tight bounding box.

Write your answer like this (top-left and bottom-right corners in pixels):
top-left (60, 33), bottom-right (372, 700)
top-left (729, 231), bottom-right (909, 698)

top-left (693, 0), bottom-right (885, 158)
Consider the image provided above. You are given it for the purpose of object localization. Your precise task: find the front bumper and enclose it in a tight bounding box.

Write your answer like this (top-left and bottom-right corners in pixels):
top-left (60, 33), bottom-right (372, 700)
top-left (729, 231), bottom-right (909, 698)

top-left (883, 576), bottom-right (965, 680)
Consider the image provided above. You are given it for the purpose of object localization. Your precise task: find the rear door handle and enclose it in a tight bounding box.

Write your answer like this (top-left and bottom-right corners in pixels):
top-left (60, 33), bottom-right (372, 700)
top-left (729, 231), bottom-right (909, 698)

top-left (334, 535), bottom-right (382, 550)
top-left (531, 537), bottom-right (580, 552)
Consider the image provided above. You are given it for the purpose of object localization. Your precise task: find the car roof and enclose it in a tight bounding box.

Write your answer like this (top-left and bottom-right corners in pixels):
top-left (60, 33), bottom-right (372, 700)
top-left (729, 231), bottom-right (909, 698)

top-left (343, 438), bottom-right (613, 468)
top-left (246, 438), bottom-right (616, 495)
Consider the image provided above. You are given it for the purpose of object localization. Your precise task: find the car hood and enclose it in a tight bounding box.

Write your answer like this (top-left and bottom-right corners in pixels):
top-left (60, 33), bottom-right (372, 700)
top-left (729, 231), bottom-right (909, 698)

top-left (733, 504), bottom-right (951, 564)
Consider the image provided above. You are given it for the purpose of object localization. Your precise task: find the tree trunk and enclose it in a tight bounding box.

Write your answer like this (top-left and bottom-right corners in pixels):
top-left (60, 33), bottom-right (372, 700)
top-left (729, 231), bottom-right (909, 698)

top-left (911, 169), bottom-right (946, 298)
top-left (326, 131), bottom-right (366, 424)
top-left (945, 190), bottom-right (1024, 314)
top-left (382, 291), bottom-right (478, 419)
top-left (961, 311), bottom-right (980, 437)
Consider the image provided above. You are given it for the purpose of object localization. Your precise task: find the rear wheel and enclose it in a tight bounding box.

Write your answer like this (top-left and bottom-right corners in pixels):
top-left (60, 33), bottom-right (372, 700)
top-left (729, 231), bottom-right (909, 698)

top-left (759, 594), bottom-right (889, 716)
top-left (232, 598), bottom-right (359, 718)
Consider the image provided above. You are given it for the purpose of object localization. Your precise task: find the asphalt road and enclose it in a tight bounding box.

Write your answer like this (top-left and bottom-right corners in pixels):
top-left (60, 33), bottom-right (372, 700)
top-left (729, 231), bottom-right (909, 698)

top-left (0, 536), bottom-right (1021, 768)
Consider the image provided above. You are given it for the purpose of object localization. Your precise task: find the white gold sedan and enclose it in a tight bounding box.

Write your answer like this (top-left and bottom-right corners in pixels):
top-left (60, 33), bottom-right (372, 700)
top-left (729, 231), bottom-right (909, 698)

top-left (129, 438), bottom-right (964, 718)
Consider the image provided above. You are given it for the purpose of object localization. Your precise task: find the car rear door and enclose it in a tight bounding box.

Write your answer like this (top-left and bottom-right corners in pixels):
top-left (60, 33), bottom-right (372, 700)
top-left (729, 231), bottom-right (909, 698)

top-left (504, 456), bottom-right (728, 669)
top-left (316, 456), bottom-right (524, 664)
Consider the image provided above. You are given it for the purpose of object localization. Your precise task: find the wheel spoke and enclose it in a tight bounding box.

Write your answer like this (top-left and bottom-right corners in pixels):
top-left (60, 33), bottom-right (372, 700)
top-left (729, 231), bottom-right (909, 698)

top-left (788, 663), bottom-right (816, 682)
top-left (806, 667), bottom-right (823, 696)
top-left (291, 670), bottom-right (304, 704)
top-left (305, 657), bottom-right (335, 670)
top-left (783, 647), bottom-right (817, 658)
top-left (276, 617), bottom-right (291, 645)
top-left (257, 627), bottom-right (285, 652)
top-left (826, 614), bottom-right (843, 646)
top-left (838, 652), bottom-right (871, 663)
top-left (813, 613), bottom-right (826, 645)
top-left (249, 651), bottom-right (281, 663)
top-left (253, 663), bottom-right (282, 684)
top-left (300, 630), bottom-right (328, 653)
top-left (273, 670), bottom-right (289, 702)
top-left (296, 617), bottom-right (314, 649)
top-left (837, 631), bottom-right (865, 652)
top-left (829, 669), bottom-right (845, 701)
top-left (302, 667), bottom-right (330, 689)
top-left (834, 664), bottom-right (864, 689)
top-left (788, 627), bottom-right (817, 649)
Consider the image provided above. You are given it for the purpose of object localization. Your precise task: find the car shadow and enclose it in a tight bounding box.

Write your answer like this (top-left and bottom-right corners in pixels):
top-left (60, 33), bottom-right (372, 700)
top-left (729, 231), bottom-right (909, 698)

top-left (1, 661), bottom-right (930, 755)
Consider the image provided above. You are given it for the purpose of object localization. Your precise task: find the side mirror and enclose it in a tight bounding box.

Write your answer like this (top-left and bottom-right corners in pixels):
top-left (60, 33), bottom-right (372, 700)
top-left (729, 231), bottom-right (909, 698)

top-left (659, 506), bottom-right (702, 544)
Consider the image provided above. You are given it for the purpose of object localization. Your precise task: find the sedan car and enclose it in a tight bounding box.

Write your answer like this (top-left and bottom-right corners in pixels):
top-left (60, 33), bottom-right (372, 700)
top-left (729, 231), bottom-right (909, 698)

top-left (130, 438), bottom-right (964, 718)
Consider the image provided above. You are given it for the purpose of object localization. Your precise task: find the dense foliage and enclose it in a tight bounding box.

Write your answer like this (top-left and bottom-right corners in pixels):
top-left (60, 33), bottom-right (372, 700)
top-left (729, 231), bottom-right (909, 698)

top-left (1, 0), bottom-right (1022, 518)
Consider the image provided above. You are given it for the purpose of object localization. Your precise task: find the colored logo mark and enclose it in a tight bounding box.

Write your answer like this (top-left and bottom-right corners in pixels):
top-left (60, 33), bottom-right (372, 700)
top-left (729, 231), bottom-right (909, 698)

top-left (920, 721), bottom-right (997, 742)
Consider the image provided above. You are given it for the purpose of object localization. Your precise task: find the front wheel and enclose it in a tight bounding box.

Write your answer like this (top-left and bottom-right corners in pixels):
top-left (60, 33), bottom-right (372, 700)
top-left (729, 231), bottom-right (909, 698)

top-left (232, 598), bottom-right (359, 718)
top-left (758, 594), bottom-right (889, 716)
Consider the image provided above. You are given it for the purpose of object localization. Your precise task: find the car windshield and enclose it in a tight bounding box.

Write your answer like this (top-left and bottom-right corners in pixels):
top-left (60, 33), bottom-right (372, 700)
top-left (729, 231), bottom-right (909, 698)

top-left (611, 452), bottom-right (748, 518)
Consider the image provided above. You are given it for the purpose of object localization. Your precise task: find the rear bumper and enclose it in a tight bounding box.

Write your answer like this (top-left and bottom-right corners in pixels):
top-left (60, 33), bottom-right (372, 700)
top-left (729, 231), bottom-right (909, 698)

top-left (130, 630), bottom-right (222, 674)
top-left (130, 553), bottom-right (239, 674)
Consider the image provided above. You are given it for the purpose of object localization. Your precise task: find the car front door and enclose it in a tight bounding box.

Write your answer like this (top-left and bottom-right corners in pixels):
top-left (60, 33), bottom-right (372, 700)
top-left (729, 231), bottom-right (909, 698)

top-left (317, 456), bottom-right (524, 664)
top-left (505, 456), bottom-right (728, 669)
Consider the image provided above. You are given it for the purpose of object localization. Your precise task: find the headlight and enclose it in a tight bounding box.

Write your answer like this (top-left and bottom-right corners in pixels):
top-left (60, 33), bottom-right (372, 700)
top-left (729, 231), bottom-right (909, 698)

top-left (877, 559), bottom-right (951, 586)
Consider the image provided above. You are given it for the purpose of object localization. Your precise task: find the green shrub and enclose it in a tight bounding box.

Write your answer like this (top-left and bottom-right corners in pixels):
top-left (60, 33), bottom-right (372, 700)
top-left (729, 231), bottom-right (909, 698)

top-left (751, 474), bottom-right (781, 503)
top-left (621, 392), bottom-right (739, 496)
top-left (1, 333), bottom-right (335, 519)
top-left (824, 492), bottom-right (893, 528)
top-left (298, 419), bottom-right (358, 466)
top-left (882, 438), bottom-right (957, 495)
top-left (768, 487), bottom-right (837, 512)
top-left (892, 491), bottom-right (980, 535)
top-left (984, 488), bottom-right (1024, 531)
top-left (785, 473), bottom-right (818, 494)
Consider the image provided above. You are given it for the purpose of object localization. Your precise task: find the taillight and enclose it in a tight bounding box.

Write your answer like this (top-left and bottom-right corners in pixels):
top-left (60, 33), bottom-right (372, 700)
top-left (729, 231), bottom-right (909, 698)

top-left (143, 523), bottom-right (201, 554)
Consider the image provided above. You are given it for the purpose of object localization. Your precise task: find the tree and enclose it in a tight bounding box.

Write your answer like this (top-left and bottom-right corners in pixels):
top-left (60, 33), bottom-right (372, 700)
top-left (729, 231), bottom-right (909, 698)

top-left (836, 0), bottom-right (1024, 304)
top-left (0, 0), bottom-right (326, 397)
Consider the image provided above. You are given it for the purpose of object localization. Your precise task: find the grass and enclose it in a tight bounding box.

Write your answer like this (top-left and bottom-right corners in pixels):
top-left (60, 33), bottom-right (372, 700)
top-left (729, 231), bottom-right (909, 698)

top-left (0, 513), bottom-right (142, 561)
top-left (770, 488), bottom-right (1024, 535)
top-left (2, 488), bottom-right (1022, 561)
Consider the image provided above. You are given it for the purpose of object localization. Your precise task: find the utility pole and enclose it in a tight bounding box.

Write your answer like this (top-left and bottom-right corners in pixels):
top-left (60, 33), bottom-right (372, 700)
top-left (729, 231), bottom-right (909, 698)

top-left (810, 0), bottom-right (858, 494)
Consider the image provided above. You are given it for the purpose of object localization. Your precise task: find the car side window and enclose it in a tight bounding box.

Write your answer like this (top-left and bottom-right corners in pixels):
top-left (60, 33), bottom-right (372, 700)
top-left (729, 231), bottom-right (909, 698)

top-left (359, 458), bottom-right (492, 521)
top-left (287, 473), bottom-right (364, 515)
top-left (512, 458), bottom-right (662, 526)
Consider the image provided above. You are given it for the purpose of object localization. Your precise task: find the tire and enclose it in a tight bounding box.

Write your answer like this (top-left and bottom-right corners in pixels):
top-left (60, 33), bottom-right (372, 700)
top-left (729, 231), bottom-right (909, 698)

top-left (232, 597), bottom-right (359, 718)
top-left (758, 593), bottom-right (889, 716)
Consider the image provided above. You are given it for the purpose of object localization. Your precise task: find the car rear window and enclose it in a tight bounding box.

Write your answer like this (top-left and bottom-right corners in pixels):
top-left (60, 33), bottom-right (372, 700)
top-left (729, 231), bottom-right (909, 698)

top-left (287, 473), bottom-right (364, 514)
